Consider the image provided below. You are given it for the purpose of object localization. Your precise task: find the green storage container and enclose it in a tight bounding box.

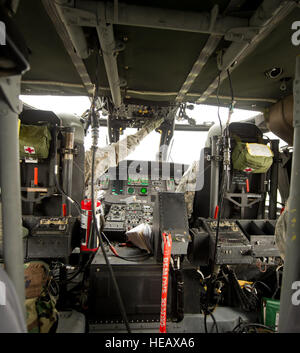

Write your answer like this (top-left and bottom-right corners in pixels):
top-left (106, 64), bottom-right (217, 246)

top-left (262, 297), bottom-right (280, 332)
top-left (19, 124), bottom-right (52, 159)
top-left (232, 141), bottom-right (274, 174)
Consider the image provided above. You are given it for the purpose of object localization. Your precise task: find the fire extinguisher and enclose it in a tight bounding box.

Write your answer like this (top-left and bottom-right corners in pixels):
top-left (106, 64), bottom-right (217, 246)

top-left (80, 198), bottom-right (101, 252)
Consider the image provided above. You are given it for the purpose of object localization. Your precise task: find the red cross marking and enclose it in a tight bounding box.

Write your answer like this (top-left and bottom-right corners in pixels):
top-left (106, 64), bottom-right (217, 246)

top-left (25, 147), bottom-right (35, 154)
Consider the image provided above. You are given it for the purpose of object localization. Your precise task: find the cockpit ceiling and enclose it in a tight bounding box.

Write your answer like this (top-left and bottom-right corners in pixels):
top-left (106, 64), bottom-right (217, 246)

top-left (14, 0), bottom-right (299, 111)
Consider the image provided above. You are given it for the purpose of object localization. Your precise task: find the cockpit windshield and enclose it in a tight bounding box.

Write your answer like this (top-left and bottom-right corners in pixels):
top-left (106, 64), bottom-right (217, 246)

top-left (20, 95), bottom-right (263, 165)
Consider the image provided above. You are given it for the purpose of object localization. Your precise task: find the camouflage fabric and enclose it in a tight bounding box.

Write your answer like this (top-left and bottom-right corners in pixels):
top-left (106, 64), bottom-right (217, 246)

top-left (176, 160), bottom-right (199, 218)
top-left (85, 116), bottom-right (164, 198)
top-left (0, 267), bottom-right (27, 333)
top-left (24, 261), bottom-right (58, 333)
top-left (85, 145), bottom-right (116, 197)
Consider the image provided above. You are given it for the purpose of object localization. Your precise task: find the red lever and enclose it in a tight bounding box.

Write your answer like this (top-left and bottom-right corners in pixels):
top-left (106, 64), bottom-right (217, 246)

top-left (246, 179), bottom-right (250, 193)
top-left (62, 203), bottom-right (67, 217)
top-left (159, 232), bottom-right (172, 333)
top-left (214, 205), bottom-right (219, 219)
top-left (34, 167), bottom-right (38, 186)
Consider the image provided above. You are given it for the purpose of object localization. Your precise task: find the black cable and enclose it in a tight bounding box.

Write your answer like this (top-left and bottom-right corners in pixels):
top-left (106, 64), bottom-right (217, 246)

top-left (53, 253), bottom-right (95, 285)
top-left (95, 48), bottom-right (100, 98)
top-left (272, 267), bottom-right (282, 299)
top-left (232, 322), bottom-right (274, 333)
top-left (253, 281), bottom-right (273, 294)
top-left (226, 69), bottom-right (234, 104)
top-left (203, 310), bottom-right (219, 333)
top-left (212, 172), bottom-right (227, 266)
top-left (204, 313), bottom-right (208, 333)
top-left (225, 69), bottom-right (235, 128)
top-left (199, 273), bottom-right (220, 333)
top-left (209, 311), bottom-right (219, 333)
top-left (114, 254), bottom-right (151, 262)
top-left (216, 73), bottom-right (223, 136)
top-left (113, 251), bottom-right (151, 260)
top-left (263, 134), bottom-right (271, 143)
top-left (91, 145), bottom-right (131, 333)
top-left (101, 232), bottom-right (151, 262)
top-left (212, 69), bottom-right (235, 269)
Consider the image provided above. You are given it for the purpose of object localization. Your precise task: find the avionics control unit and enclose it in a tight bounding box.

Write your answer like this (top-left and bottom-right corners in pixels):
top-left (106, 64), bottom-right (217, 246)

top-left (101, 161), bottom-right (188, 239)
top-left (189, 218), bottom-right (280, 266)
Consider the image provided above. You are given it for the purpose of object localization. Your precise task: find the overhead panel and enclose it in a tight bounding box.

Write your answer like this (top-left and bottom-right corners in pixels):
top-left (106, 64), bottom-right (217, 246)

top-left (14, 0), bottom-right (86, 96)
top-left (113, 25), bottom-right (210, 94)
top-left (13, 0), bottom-right (299, 111)
top-left (220, 9), bottom-right (300, 103)
top-left (195, 0), bottom-right (296, 106)
top-left (192, 7), bottom-right (300, 110)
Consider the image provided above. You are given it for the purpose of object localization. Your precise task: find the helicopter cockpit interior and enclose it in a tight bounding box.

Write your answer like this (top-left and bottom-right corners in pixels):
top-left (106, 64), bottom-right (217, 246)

top-left (0, 0), bottom-right (299, 334)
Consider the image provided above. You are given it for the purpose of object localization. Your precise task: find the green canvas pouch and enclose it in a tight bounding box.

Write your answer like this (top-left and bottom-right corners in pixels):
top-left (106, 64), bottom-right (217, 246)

top-left (19, 124), bottom-right (52, 159)
top-left (232, 139), bottom-right (273, 173)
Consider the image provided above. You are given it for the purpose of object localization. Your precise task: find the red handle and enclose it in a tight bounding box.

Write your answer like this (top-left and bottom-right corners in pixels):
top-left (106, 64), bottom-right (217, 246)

top-left (34, 167), bottom-right (38, 186)
top-left (62, 203), bottom-right (67, 217)
top-left (246, 179), bottom-right (250, 193)
top-left (214, 205), bottom-right (219, 219)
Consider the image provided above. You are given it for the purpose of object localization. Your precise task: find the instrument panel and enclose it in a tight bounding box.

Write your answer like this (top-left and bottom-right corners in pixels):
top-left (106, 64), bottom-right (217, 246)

top-left (99, 160), bottom-right (188, 236)
top-left (99, 160), bottom-right (187, 203)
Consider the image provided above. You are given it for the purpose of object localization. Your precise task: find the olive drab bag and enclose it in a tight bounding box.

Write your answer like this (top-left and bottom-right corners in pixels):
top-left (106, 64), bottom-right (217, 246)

top-left (19, 124), bottom-right (52, 159)
top-left (24, 261), bottom-right (58, 333)
top-left (232, 138), bottom-right (274, 174)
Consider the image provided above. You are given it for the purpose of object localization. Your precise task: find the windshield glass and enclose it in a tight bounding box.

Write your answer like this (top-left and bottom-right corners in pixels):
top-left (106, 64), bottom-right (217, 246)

top-left (21, 95), bottom-right (275, 165)
top-left (122, 104), bottom-right (262, 164)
